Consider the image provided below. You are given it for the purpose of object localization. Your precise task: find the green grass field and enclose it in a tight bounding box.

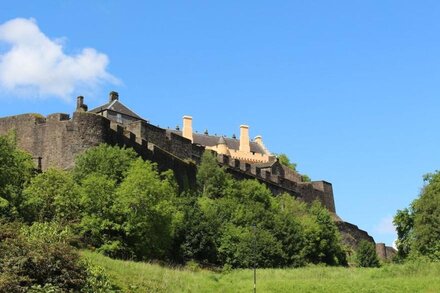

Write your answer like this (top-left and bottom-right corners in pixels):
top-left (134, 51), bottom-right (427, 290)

top-left (82, 251), bottom-right (440, 293)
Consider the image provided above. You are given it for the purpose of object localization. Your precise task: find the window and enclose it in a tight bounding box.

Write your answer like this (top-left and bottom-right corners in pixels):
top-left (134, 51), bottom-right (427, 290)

top-left (116, 113), bottom-right (122, 124)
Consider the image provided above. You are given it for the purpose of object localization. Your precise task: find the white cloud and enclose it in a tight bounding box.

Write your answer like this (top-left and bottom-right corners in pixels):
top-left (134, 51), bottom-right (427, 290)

top-left (0, 18), bottom-right (118, 100)
top-left (375, 216), bottom-right (396, 235)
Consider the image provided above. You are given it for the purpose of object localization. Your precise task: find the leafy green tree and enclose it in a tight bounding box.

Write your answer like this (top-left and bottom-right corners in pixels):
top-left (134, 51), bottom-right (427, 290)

top-left (393, 206), bottom-right (414, 259)
top-left (277, 153), bottom-right (297, 171)
top-left (73, 144), bottom-right (137, 183)
top-left (171, 195), bottom-right (220, 265)
top-left (302, 202), bottom-right (347, 266)
top-left (273, 194), bottom-right (309, 267)
top-left (77, 174), bottom-right (122, 254)
top-left (0, 132), bottom-right (35, 219)
top-left (114, 159), bottom-right (180, 260)
top-left (213, 180), bottom-right (287, 268)
top-left (22, 169), bottom-right (80, 224)
top-left (413, 171), bottom-right (440, 260)
top-left (394, 171), bottom-right (440, 261)
top-left (356, 240), bottom-right (380, 267)
top-left (277, 153), bottom-right (312, 182)
top-left (218, 223), bottom-right (285, 268)
top-left (197, 151), bottom-right (232, 198)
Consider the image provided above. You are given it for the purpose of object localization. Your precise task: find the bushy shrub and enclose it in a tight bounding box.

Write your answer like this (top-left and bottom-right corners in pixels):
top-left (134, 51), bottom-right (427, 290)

top-left (0, 222), bottom-right (87, 292)
top-left (356, 240), bottom-right (380, 268)
top-left (22, 169), bottom-right (80, 224)
top-left (0, 221), bottom-right (119, 292)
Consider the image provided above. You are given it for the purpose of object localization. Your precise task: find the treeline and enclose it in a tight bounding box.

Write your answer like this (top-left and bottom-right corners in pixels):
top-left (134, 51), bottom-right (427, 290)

top-left (0, 133), bottom-right (348, 290)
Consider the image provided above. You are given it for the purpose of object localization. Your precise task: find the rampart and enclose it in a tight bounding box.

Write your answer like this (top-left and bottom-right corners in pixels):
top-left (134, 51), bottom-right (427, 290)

top-left (0, 110), bottom-right (376, 250)
top-left (0, 112), bottom-right (109, 170)
top-left (0, 111), bottom-right (336, 212)
top-left (0, 112), bottom-right (198, 190)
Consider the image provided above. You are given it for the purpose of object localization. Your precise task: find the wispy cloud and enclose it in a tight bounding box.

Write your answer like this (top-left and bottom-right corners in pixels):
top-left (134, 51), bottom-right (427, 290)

top-left (0, 18), bottom-right (118, 101)
top-left (375, 216), bottom-right (396, 235)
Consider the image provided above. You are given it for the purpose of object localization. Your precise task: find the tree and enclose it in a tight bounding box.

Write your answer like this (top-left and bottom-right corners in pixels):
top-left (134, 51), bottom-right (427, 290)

top-left (356, 240), bottom-right (380, 267)
top-left (394, 170), bottom-right (440, 261)
top-left (197, 151), bottom-right (232, 198)
top-left (393, 206), bottom-right (414, 259)
top-left (302, 202), bottom-right (347, 266)
top-left (77, 174), bottom-right (122, 254)
top-left (114, 159), bottom-right (180, 260)
top-left (413, 171), bottom-right (440, 260)
top-left (277, 153), bottom-right (297, 171)
top-left (22, 169), bottom-right (80, 224)
top-left (73, 144), bottom-right (137, 183)
top-left (277, 153), bottom-right (312, 182)
top-left (0, 132), bottom-right (35, 219)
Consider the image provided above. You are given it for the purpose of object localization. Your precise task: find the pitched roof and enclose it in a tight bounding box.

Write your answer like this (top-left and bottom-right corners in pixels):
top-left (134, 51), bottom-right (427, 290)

top-left (89, 100), bottom-right (143, 120)
top-left (169, 130), bottom-right (266, 154)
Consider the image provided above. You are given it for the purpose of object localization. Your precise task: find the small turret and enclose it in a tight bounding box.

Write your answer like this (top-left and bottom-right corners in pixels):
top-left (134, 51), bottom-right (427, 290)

top-left (217, 136), bottom-right (229, 155)
top-left (254, 135), bottom-right (271, 155)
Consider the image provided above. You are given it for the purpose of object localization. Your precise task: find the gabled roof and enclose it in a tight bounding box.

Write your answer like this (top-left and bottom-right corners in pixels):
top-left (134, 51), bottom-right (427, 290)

top-left (89, 100), bottom-right (143, 120)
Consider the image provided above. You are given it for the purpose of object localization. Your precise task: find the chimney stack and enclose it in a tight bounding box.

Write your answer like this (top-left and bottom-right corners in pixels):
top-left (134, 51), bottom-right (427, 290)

top-left (239, 125), bottom-right (250, 152)
top-left (76, 96), bottom-right (88, 112)
top-left (109, 91), bottom-right (119, 102)
top-left (182, 116), bottom-right (193, 142)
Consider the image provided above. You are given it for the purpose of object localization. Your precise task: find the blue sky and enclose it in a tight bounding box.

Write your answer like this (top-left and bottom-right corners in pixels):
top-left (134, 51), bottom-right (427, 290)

top-left (1, 1), bottom-right (440, 246)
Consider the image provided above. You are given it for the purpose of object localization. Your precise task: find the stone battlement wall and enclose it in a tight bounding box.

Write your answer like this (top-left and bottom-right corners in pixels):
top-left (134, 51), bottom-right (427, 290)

top-left (216, 154), bottom-right (336, 213)
top-left (0, 112), bottom-right (110, 170)
top-left (0, 110), bottom-right (377, 250)
top-left (0, 111), bottom-right (335, 212)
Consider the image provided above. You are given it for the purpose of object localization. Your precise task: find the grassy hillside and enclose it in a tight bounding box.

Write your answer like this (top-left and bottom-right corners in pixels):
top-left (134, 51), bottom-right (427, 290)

top-left (82, 251), bottom-right (440, 293)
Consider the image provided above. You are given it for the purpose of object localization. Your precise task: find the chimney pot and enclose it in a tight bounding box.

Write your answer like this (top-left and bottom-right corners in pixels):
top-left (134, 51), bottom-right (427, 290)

top-left (109, 91), bottom-right (119, 102)
top-left (76, 96), bottom-right (88, 112)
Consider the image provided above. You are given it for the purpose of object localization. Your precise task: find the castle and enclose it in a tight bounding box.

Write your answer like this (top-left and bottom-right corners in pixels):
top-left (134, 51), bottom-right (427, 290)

top-left (0, 91), bottom-right (394, 259)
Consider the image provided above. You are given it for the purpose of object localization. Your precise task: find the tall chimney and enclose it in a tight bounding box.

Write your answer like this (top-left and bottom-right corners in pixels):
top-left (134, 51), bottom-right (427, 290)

top-left (109, 91), bottom-right (119, 102)
top-left (182, 116), bottom-right (193, 142)
top-left (239, 125), bottom-right (250, 152)
top-left (76, 96), bottom-right (84, 111)
top-left (76, 96), bottom-right (87, 112)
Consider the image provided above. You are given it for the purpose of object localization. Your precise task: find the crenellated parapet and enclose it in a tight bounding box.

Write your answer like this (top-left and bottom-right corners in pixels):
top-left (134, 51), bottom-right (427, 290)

top-left (216, 153), bottom-right (336, 213)
top-left (0, 112), bottom-right (110, 170)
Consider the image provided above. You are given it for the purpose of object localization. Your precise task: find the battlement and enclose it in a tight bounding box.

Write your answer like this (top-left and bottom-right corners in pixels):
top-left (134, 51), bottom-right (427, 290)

top-left (216, 153), bottom-right (336, 212)
top-left (0, 106), bottom-right (335, 212)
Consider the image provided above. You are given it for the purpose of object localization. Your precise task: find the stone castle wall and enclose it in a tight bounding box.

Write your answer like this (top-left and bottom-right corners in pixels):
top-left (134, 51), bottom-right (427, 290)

top-left (0, 111), bottom-right (335, 213)
top-left (0, 112), bottom-right (110, 170)
top-left (0, 110), bottom-right (376, 250)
